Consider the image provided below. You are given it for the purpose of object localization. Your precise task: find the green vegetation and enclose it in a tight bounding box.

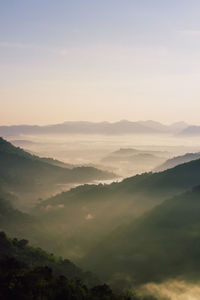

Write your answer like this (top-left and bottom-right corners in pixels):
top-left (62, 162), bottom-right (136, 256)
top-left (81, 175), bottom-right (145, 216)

top-left (35, 156), bottom-right (200, 259)
top-left (0, 232), bottom-right (144, 300)
top-left (2, 137), bottom-right (200, 298)
top-left (0, 195), bottom-right (34, 237)
top-left (0, 231), bottom-right (100, 287)
top-left (0, 138), bottom-right (116, 208)
top-left (84, 185), bottom-right (200, 285)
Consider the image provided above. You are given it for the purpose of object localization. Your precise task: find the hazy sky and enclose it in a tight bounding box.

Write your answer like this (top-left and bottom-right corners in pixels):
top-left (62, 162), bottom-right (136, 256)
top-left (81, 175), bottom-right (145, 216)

top-left (1, 0), bottom-right (200, 125)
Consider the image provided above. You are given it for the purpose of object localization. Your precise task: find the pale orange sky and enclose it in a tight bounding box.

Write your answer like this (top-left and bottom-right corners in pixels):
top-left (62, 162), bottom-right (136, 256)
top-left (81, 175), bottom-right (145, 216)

top-left (1, 1), bottom-right (200, 125)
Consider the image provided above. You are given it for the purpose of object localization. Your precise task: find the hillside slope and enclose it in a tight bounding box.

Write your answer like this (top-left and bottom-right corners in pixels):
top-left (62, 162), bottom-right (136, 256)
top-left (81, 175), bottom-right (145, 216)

top-left (154, 152), bottom-right (200, 172)
top-left (0, 137), bottom-right (116, 208)
top-left (35, 158), bottom-right (200, 259)
top-left (0, 231), bottom-right (100, 287)
top-left (83, 185), bottom-right (200, 284)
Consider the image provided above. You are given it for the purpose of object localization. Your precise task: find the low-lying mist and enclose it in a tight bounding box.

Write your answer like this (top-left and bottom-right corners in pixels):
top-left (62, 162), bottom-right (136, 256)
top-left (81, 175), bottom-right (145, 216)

top-left (2, 132), bottom-right (200, 299)
top-left (8, 133), bottom-right (200, 178)
top-left (137, 280), bottom-right (200, 300)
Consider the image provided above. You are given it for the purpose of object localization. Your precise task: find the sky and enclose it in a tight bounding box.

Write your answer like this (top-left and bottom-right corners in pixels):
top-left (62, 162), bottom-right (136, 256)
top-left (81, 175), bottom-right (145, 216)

top-left (1, 0), bottom-right (200, 125)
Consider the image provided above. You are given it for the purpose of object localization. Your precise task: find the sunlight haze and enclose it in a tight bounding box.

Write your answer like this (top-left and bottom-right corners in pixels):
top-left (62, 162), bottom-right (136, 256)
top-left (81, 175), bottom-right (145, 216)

top-left (1, 0), bottom-right (200, 124)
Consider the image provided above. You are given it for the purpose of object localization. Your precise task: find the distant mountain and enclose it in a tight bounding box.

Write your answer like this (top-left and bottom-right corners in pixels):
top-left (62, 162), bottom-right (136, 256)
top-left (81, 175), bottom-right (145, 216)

top-left (102, 148), bottom-right (167, 162)
top-left (137, 120), bottom-right (169, 132)
top-left (0, 138), bottom-right (116, 208)
top-left (0, 120), bottom-right (189, 136)
top-left (36, 157), bottom-right (200, 259)
top-left (103, 147), bottom-right (168, 158)
top-left (179, 125), bottom-right (200, 136)
top-left (84, 185), bottom-right (200, 285)
top-left (169, 121), bottom-right (188, 132)
top-left (138, 120), bottom-right (188, 133)
top-left (101, 148), bottom-right (167, 176)
top-left (154, 152), bottom-right (200, 172)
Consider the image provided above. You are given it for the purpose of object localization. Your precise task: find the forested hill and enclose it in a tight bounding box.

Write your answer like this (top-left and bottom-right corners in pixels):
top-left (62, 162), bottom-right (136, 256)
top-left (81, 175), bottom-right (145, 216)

top-left (0, 137), bottom-right (116, 206)
top-left (40, 156), bottom-right (200, 212)
top-left (0, 231), bottom-right (138, 300)
top-left (0, 231), bottom-right (99, 287)
top-left (32, 156), bottom-right (200, 260)
top-left (154, 152), bottom-right (200, 172)
top-left (83, 185), bottom-right (200, 284)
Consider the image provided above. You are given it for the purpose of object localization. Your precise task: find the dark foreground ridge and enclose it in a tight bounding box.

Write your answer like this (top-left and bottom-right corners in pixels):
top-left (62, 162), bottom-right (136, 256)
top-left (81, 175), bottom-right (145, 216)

top-left (0, 232), bottom-right (151, 300)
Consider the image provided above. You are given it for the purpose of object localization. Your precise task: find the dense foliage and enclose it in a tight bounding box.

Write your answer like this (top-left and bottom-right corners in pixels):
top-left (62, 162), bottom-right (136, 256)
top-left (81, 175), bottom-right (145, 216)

top-left (84, 185), bottom-right (200, 284)
top-left (0, 232), bottom-right (144, 300)
top-left (0, 137), bottom-right (115, 203)
top-left (35, 155), bottom-right (200, 259)
top-left (2, 137), bottom-right (200, 298)
top-left (0, 232), bottom-right (100, 288)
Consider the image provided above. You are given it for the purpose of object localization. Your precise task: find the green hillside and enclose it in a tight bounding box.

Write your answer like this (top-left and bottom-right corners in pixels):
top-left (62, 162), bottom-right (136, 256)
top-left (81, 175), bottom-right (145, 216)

top-left (0, 232), bottom-right (137, 300)
top-left (0, 137), bottom-right (116, 208)
top-left (83, 185), bottom-right (200, 285)
top-left (35, 157), bottom-right (200, 260)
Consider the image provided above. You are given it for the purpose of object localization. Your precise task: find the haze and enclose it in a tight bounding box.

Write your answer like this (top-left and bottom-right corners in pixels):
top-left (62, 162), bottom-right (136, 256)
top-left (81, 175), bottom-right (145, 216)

top-left (1, 0), bottom-right (200, 125)
top-left (2, 2), bottom-right (200, 300)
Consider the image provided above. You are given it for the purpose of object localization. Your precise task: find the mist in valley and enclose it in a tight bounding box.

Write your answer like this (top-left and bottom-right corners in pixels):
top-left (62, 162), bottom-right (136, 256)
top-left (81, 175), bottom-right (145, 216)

top-left (2, 1), bottom-right (200, 299)
top-left (137, 280), bottom-right (200, 300)
top-left (2, 129), bottom-right (200, 300)
top-left (8, 132), bottom-right (200, 178)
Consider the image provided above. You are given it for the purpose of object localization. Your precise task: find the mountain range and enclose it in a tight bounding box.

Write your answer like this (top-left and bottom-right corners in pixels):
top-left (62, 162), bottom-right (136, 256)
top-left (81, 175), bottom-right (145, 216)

top-left (2, 137), bottom-right (200, 296)
top-left (0, 120), bottom-right (189, 136)
top-left (35, 155), bottom-right (200, 261)
top-left (101, 148), bottom-right (168, 176)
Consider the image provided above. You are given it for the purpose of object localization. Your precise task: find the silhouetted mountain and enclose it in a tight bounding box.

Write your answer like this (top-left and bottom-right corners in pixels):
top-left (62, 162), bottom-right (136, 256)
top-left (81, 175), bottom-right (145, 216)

top-left (84, 185), bottom-right (200, 285)
top-left (0, 138), bottom-right (116, 208)
top-left (102, 148), bottom-right (168, 159)
top-left (138, 120), bottom-right (188, 133)
top-left (0, 231), bottom-right (100, 287)
top-left (35, 157), bottom-right (74, 169)
top-left (137, 120), bottom-right (169, 132)
top-left (101, 148), bottom-right (167, 176)
top-left (179, 125), bottom-right (200, 136)
top-left (36, 158), bottom-right (200, 259)
top-left (0, 120), bottom-right (189, 136)
top-left (169, 121), bottom-right (188, 132)
top-left (0, 193), bottom-right (151, 299)
top-left (0, 231), bottom-right (141, 299)
top-left (0, 190), bottom-right (62, 250)
top-left (1, 139), bottom-right (74, 168)
top-left (154, 152), bottom-right (200, 172)
top-left (0, 191), bottom-right (35, 236)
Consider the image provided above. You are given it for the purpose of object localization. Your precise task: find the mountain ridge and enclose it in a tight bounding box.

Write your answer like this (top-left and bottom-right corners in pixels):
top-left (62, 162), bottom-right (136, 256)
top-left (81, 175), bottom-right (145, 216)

top-left (0, 137), bottom-right (116, 209)
top-left (0, 120), bottom-right (189, 136)
top-left (82, 184), bottom-right (200, 285)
